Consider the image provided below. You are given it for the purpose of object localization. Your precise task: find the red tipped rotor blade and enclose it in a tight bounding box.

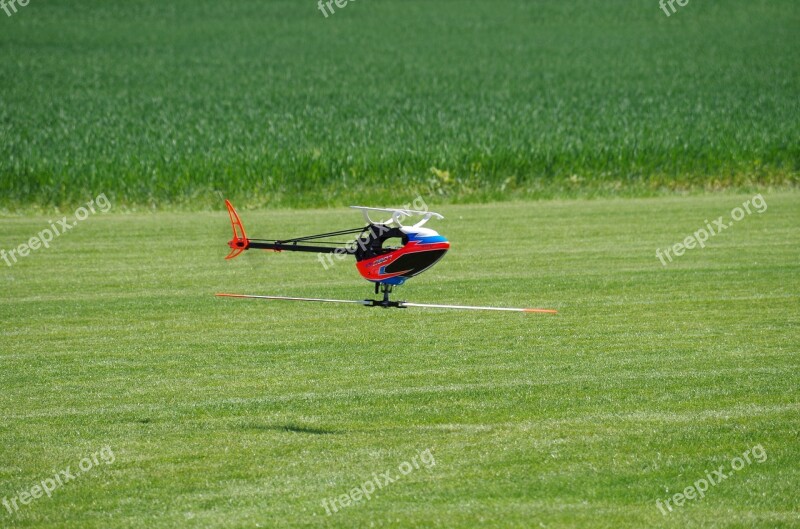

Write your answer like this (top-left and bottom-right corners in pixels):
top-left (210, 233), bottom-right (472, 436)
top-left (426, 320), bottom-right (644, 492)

top-left (216, 293), bottom-right (557, 313)
top-left (216, 293), bottom-right (368, 306)
top-left (399, 302), bottom-right (557, 314)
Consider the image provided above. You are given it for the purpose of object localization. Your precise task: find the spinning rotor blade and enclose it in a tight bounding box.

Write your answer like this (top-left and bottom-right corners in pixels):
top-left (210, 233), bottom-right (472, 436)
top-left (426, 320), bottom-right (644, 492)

top-left (216, 293), bottom-right (369, 306)
top-left (399, 302), bottom-right (557, 314)
top-left (217, 293), bottom-right (557, 313)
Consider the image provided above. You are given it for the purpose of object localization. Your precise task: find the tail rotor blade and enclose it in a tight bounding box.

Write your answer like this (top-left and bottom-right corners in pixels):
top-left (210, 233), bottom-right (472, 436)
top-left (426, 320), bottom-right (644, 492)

top-left (224, 199), bottom-right (250, 259)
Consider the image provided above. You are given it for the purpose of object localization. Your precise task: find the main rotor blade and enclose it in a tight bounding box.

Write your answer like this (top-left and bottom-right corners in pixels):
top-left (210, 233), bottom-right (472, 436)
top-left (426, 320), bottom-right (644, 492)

top-left (216, 293), bottom-right (368, 305)
top-left (399, 302), bottom-right (557, 314)
top-left (217, 293), bottom-right (557, 313)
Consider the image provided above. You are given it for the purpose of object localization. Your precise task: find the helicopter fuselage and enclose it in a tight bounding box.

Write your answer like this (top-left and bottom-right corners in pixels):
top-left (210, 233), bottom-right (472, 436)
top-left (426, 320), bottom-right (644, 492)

top-left (354, 225), bottom-right (449, 285)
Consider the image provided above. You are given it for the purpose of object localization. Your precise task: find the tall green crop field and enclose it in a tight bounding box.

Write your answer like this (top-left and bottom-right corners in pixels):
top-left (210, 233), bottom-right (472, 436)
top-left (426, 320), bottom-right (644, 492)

top-left (1, 0), bottom-right (798, 209)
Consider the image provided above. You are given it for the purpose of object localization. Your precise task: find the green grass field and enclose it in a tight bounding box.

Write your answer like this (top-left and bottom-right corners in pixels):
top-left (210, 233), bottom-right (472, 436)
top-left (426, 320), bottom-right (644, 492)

top-left (1, 0), bottom-right (798, 210)
top-left (2, 0), bottom-right (799, 526)
top-left (1, 193), bottom-right (798, 528)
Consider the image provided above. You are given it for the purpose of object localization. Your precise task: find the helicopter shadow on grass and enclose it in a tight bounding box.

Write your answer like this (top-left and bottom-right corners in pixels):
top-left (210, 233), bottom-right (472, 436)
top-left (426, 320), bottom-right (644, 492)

top-left (239, 423), bottom-right (340, 435)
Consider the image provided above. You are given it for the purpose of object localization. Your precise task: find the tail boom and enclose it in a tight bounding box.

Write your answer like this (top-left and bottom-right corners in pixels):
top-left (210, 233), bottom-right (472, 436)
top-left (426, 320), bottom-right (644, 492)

top-left (223, 199), bottom-right (357, 258)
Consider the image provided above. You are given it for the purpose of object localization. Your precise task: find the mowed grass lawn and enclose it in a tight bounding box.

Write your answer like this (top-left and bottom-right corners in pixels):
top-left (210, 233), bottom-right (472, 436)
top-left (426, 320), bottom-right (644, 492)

top-left (0, 193), bottom-right (798, 528)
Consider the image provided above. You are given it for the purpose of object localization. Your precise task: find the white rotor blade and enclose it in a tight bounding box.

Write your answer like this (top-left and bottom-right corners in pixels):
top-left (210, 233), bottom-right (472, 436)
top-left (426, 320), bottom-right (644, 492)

top-left (216, 293), bottom-right (368, 305)
top-left (399, 302), bottom-right (557, 314)
top-left (349, 206), bottom-right (444, 227)
top-left (217, 293), bottom-right (557, 314)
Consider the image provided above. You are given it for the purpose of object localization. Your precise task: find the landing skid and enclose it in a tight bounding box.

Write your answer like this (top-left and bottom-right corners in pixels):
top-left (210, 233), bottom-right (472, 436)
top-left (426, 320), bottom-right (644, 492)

top-left (365, 282), bottom-right (405, 309)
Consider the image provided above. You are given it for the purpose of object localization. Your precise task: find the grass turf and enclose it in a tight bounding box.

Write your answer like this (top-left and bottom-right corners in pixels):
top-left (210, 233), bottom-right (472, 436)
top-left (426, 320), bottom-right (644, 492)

top-left (0, 193), bottom-right (798, 528)
top-left (1, 0), bottom-right (799, 209)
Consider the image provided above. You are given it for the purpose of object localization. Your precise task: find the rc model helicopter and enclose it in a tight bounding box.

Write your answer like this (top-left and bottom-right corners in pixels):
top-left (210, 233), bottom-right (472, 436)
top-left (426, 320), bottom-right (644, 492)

top-left (217, 200), bottom-right (557, 314)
